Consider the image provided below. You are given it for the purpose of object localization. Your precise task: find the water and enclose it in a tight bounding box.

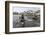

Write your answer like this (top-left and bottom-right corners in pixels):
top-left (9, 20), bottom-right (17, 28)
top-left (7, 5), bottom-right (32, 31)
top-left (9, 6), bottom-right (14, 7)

top-left (13, 15), bottom-right (40, 28)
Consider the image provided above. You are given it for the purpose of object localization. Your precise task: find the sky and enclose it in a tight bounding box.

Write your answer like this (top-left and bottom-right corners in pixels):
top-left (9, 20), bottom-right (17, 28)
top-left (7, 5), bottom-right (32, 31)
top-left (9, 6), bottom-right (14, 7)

top-left (13, 6), bottom-right (40, 13)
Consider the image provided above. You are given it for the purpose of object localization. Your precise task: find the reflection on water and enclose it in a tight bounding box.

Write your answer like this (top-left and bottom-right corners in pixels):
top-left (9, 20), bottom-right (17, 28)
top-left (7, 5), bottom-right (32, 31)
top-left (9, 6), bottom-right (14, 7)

top-left (13, 15), bottom-right (40, 28)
